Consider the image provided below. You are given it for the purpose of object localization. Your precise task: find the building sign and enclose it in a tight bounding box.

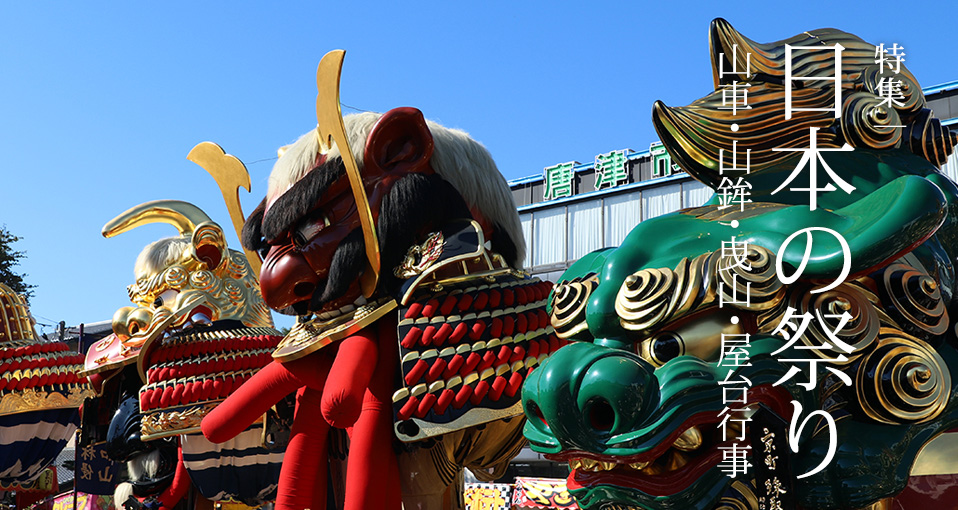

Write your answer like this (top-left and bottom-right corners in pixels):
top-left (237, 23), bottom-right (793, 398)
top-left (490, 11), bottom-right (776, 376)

top-left (543, 161), bottom-right (577, 200)
top-left (464, 483), bottom-right (512, 510)
top-left (593, 149), bottom-right (631, 190)
top-left (511, 477), bottom-right (578, 508)
top-left (540, 144), bottom-right (679, 202)
top-left (649, 142), bottom-right (678, 177)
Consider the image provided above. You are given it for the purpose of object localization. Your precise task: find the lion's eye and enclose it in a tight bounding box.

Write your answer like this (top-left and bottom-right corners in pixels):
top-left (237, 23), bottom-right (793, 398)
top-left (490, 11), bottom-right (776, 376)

top-left (641, 331), bottom-right (685, 366)
top-left (153, 289), bottom-right (179, 309)
top-left (637, 311), bottom-right (746, 367)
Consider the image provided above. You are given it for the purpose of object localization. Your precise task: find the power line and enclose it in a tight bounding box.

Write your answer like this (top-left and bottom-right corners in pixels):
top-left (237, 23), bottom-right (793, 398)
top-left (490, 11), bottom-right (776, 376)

top-left (247, 156), bottom-right (279, 166)
top-left (34, 314), bottom-right (58, 327)
top-left (342, 103), bottom-right (376, 113)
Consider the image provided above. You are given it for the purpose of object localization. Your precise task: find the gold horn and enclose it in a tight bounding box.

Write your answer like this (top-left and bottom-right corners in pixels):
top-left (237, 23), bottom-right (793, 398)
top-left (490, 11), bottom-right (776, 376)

top-left (103, 199), bottom-right (215, 238)
top-left (315, 49), bottom-right (381, 297)
top-left (187, 141), bottom-right (262, 275)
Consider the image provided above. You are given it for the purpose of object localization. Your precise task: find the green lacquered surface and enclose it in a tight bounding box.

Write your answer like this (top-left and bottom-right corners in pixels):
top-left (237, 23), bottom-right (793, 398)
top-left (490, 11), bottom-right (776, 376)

top-left (522, 148), bottom-right (958, 509)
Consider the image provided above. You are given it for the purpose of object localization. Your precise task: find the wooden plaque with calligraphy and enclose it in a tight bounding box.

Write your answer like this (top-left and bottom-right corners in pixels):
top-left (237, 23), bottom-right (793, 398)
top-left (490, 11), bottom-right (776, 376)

top-left (749, 404), bottom-right (796, 510)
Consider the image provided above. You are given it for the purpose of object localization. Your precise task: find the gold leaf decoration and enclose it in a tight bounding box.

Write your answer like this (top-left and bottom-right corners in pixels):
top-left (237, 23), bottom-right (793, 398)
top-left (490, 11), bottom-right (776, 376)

top-left (859, 65), bottom-right (923, 118)
top-left (0, 386), bottom-right (93, 416)
top-left (761, 282), bottom-right (879, 365)
top-left (840, 92), bottom-right (903, 150)
top-left (880, 263), bottom-right (949, 338)
top-left (855, 330), bottom-right (950, 425)
top-left (164, 266), bottom-right (189, 289)
top-left (714, 480), bottom-right (759, 510)
top-left (615, 246), bottom-right (789, 336)
top-left (904, 109), bottom-right (958, 168)
top-left (551, 274), bottom-right (599, 339)
top-left (189, 269), bottom-right (218, 294)
top-left (717, 244), bottom-right (783, 311)
top-left (394, 231), bottom-right (445, 279)
top-left (141, 402), bottom-right (219, 439)
top-left (617, 253), bottom-right (716, 333)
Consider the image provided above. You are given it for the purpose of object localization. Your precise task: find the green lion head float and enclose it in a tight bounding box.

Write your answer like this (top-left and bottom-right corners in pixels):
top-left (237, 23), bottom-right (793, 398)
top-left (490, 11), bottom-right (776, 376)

top-left (521, 18), bottom-right (958, 510)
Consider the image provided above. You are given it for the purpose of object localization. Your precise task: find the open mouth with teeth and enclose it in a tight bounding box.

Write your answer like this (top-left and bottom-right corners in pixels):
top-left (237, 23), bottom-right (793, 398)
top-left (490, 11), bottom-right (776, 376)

top-left (527, 365), bottom-right (797, 510)
top-left (557, 411), bottom-right (753, 498)
top-left (163, 306), bottom-right (214, 334)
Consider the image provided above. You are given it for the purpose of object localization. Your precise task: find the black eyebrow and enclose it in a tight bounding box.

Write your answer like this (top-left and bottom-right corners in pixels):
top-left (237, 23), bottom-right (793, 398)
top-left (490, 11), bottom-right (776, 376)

top-left (241, 198), bottom-right (267, 253)
top-left (260, 160), bottom-right (346, 242)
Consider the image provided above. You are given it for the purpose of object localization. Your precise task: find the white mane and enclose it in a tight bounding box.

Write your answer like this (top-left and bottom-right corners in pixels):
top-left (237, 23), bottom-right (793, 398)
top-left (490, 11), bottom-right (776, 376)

top-left (134, 237), bottom-right (191, 280)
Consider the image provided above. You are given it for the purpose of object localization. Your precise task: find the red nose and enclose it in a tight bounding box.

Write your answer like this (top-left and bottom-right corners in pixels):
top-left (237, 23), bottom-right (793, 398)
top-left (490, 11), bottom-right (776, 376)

top-left (259, 244), bottom-right (319, 310)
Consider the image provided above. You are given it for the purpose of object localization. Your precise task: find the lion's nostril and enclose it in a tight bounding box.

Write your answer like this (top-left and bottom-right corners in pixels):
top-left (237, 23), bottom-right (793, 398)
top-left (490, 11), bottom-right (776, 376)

top-left (588, 398), bottom-right (615, 432)
top-left (527, 400), bottom-right (548, 427)
top-left (293, 282), bottom-right (316, 298)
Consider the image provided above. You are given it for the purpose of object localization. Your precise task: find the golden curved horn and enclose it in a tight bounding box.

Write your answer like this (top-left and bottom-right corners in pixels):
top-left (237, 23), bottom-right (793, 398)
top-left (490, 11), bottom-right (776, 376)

top-left (103, 199), bottom-right (216, 238)
top-left (187, 141), bottom-right (262, 275)
top-left (315, 49), bottom-right (381, 298)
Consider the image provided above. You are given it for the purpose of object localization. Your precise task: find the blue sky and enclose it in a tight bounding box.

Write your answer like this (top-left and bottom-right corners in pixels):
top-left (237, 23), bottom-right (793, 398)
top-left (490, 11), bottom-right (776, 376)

top-left (1, 1), bottom-right (955, 334)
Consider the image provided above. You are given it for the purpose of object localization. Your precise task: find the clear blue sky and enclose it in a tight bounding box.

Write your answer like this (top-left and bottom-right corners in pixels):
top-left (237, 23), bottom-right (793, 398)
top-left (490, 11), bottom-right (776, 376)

top-left (1, 1), bottom-right (955, 334)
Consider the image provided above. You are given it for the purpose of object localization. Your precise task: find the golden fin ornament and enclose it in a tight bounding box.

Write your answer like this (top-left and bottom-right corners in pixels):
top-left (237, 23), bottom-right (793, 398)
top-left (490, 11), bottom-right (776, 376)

top-left (315, 49), bottom-right (381, 297)
top-left (187, 141), bottom-right (262, 275)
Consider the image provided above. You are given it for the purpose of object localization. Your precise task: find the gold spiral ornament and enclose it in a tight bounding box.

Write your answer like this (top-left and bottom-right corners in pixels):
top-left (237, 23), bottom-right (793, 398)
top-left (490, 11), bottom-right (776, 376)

top-left (860, 65), bottom-right (923, 118)
top-left (551, 274), bottom-right (598, 339)
top-left (130, 279), bottom-right (148, 301)
top-left (778, 283), bottom-right (879, 365)
top-left (717, 244), bottom-right (783, 311)
top-left (856, 333), bottom-right (951, 424)
top-left (616, 268), bottom-right (677, 331)
top-left (881, 263), bottom-right (948, 337)
top-left (189, 269), bottom-right (220, 295)
top-left (904, 108), bottom-right (958, 168)
top-left (616, 253), bottom-right (716, 333)
top-left (228, 252), bottom-right (249, 279)
top-left (164, 266), bottom-right (188, 288)
top-left (224, 281), bottom-right (244, 304)
top-left (841, 92), bottom-right (903, 150)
